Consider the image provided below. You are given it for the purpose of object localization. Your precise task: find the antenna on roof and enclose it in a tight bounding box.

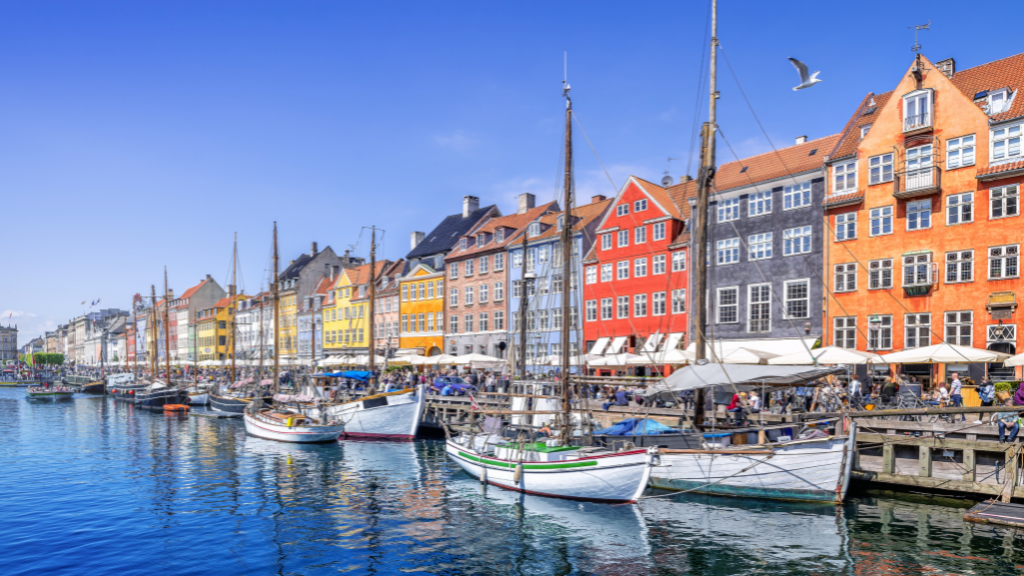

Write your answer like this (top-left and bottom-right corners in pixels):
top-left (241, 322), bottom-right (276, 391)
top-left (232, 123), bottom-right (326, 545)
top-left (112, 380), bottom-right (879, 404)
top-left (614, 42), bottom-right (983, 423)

top-left (663, 156), bottom-right (683, 186)
top-left (909, 20), bottom-right (930, 53)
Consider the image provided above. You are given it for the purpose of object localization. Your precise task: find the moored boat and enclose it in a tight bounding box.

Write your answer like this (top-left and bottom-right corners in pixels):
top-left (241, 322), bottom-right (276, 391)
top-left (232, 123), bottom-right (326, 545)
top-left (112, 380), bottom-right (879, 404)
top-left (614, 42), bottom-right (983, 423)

top-left (243, 403), bottom-right (344, 443)
top-left (26, 385), bottom-right (75, 399)
top-left (79, 380), bottom-right (106, 394)
top-left (134, 381), bottom-right (191, 411)
top-left (312, 385), bottom-right (426, 440)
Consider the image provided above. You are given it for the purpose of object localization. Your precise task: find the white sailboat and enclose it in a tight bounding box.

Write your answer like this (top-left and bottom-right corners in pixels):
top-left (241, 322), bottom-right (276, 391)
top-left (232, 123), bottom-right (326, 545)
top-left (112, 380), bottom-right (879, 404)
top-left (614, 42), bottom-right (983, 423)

top-left (313, 385), bottom-right (426, 440)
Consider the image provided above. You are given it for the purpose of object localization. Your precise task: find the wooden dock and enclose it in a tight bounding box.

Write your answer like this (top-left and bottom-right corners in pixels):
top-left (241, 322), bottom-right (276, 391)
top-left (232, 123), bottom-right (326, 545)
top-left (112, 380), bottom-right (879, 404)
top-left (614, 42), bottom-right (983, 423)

top-left (963, 500), bottom-right (1024, 528)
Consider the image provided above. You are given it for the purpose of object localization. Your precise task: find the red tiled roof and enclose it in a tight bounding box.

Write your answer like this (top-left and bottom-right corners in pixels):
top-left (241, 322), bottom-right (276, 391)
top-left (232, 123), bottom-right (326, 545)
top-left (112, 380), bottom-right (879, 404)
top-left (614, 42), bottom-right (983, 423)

top-left (666, 178), bottom-right (698, 246)
top-left (529, 197), bottom-right (613, 242)
top-left (213, 297), bottom-right (233, 308)
top-left (446, 202), bottom-right (559, 259)
top-left (347, 260), bottom-right (390, 285)
top-left (828, 91), bottom-right (894, 160)
top-left (714, 134), bottom-right (841, 192)
top-left (823, 190), bottom-right (865, 207)
top-left (632, 177), bottom-right (685, 220)
top-left (950, 52), bottom-right (1024, 123)
top-left (179, 279), bottom-right (208, 301)
top-left (977, 159), bottom-right (1024, 179)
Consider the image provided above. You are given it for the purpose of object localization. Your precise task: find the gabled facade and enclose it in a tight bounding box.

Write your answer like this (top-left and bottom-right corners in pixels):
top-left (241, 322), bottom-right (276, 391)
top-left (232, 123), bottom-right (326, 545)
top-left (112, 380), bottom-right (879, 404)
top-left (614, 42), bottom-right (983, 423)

top-left (373, 260), bottom-right (405, 358)
top-left (168, 275), bottom-right (226, 362)
top-left (323, 262), bottom-right (387, 357)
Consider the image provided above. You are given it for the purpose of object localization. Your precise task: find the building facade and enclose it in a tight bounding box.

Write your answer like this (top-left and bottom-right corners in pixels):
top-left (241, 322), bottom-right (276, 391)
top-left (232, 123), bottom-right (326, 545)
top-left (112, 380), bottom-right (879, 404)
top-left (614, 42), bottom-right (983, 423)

top-left (0, 325), bottom-right (17, 362)
top-left (373, 260), bottom-right (405, 359)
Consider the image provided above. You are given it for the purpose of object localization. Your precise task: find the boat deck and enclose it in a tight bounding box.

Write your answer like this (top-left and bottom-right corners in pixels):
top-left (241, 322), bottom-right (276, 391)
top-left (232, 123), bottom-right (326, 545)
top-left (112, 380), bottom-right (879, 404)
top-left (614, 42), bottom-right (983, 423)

top-left (963, 500), bottom-right (1024, 528)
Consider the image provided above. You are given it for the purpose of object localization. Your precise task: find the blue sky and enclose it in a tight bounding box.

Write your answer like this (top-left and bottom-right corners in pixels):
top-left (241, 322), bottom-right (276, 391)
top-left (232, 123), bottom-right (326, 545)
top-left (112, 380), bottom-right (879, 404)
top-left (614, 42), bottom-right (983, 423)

top-left (2, 1), bottom-right (1022, 341)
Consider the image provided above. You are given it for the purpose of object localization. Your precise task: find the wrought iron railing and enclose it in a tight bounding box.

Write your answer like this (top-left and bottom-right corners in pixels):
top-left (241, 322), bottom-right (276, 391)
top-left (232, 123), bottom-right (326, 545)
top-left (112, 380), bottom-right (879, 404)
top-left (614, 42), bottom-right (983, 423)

top-left (904, 112), bottom-right (931, 132)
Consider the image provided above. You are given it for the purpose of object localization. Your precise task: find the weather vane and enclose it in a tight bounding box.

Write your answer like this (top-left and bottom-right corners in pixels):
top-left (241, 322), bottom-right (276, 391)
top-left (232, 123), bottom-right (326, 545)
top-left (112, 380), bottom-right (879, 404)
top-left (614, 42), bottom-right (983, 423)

top-left (910, 21), bottom-right (930, 53)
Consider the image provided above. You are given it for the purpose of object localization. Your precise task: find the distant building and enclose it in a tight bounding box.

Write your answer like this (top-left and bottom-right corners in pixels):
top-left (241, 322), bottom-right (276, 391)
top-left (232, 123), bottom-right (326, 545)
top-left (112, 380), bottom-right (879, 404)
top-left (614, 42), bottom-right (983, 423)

top-left (0, 325), bottom-right (17, 362)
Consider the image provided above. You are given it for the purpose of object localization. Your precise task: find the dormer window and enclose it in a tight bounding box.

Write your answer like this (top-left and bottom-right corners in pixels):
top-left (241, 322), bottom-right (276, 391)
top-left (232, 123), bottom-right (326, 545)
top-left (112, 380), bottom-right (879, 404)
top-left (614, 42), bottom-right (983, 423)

top-left (460, 238), bottom-right (467, 251)
top-left (860, 124), bottom-right (872, 139)
top-left (989, 89), bottom-right (1013, 115)
top-left (495, 228), bottom-right (505, 243)
top-left (557, 215), bottom-right (564, 231)
top-left (528, 222), bottom-right (540, 237)
top-left (477, 233), bottom-right (487, 246)
top-left (903, 89), bottom-right (932, 133)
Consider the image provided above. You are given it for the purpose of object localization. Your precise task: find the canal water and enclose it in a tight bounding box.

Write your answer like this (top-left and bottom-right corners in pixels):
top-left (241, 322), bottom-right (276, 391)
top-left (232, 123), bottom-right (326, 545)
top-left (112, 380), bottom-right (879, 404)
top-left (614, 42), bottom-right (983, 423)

top-left (3, 388), bottom-right (1024, 576)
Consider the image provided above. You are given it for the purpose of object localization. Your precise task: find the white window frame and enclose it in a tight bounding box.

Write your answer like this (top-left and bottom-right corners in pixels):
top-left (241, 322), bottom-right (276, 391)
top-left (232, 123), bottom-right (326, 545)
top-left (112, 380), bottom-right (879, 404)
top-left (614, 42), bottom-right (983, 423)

top-left (494, 281), bottom-right (503, 301)
top-left (616, 203), bottom-right (629, 217)
top-left (671, 289), bottom-right (686, 314)
top-left (835, 263), bottom-right (857, 293)
top-left (902, 253), bottom-right (934, 288)
top-left (783, 181), bottom-right (812, 210)
top-left (835, 212), bottom-right (857, 241)
top-left (946, 135), bottom-right (975, 169)
top-left (617, 260), bottom-right (629, 280)
top-left (616, 296), bottom-right (629, 319)
top-left (902, 89), bottom-right (932, 132)
top-left (869, 206), bottom-right (893, 237)
top-left (748, 232), bottom-right (773, 261)
top-left (945, 250), bottom-right (973, 284)
top-left (601, 234), bottom-right (612, 251)
top-left (834, 317), bottom-right (857, 349)
top-left (946, 192), bottom-right (973, 225)
top-left (747, 283), bottom-right (771, 333)
top-left (617, 230), bottom-right (629, 248)
top-left (716, 287), bottom-right (739, 324)
top-left (717, 198), bottom-right (739, 223)
top-left (906, 199), bottom-right (932, 231)
top-left (833, 161), bottom-right (857, 194)
top-left (783, 226), bottom-right (812, 256)
top-left (991, 123), bottom-right (1023, 162)
top-left (634, 199), bottom-right (647, 212)
top-left (585, 266), bottom-right (597, 285)
top-left (990, 185), bottom-right (1020, 220)
top-left (600, 263), bottom-right (612, 282)
top-left (449, 288), bottom-right (458, 307)
top-left (652, 222), bottom-right (666, 241)
top-left (868, 315), bottom-right (893, 351)
top-left (671, 251), bottom-right (686, 272)
top-left (783, 278), bottom-right (810, 319)
top-left (749, 190), bottom-right (772, 217)
top-left (634, 257), bottom-right (647, 278)
top-left (989, 244), bottom-right (1020, 279)
top-left (585, 300), bottom-right (597, 322)
top-left (905, 313), bottom-right (931, 349)
top-left (945, 311), bottom-right (973, 346)
top-left (600, 297), bottom-right (613, 320)
top-left (634, 225), bottom-right (646, 244)
top-left (868, 258), bottom-right (893, 290)
top-left (869, 153), bottom-right (894, 185)
top-left (634, 293), bottom-right (648, 318)
top-left (716, 238), bottom-right (740, 265)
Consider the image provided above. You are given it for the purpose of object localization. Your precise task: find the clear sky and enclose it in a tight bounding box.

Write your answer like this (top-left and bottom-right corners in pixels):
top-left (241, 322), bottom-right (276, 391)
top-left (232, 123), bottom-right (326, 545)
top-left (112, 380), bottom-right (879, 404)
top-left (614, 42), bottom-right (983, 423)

top-left (2, 1), bottom-right (1021, 341)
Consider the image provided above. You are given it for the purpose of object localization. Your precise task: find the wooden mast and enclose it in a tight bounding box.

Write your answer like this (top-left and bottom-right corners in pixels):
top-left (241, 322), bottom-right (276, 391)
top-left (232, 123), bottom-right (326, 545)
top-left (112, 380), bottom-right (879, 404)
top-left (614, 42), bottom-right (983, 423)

top-left (559, 80), bottom-right (573, 445)
top-left (133, 298), bottom-right (139, 380)
top-left (149, 285), bottom-right (157, 380)
top-left (368, 227), bottom-right (377, 388)
top-left (193, 307), bottom-right (198, 390)
top-left (272, 222), bottom-right (280, 397)
top-left (517, 231), bottom-right (529, 380)
top-left (163, 267), bottom-right (171, 387)
top-left (230, 232), bottom-right (237, 384)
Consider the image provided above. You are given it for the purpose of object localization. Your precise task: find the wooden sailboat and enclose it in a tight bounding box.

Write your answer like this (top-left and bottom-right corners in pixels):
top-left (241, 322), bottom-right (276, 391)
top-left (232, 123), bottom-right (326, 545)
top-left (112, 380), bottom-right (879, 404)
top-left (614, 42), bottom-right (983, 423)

top-left (135, 271), bottom-right (190, 410)
top-left (445, 79), bottom-right (657, 503)
top-left (244, 222), bottom-right (345, 443)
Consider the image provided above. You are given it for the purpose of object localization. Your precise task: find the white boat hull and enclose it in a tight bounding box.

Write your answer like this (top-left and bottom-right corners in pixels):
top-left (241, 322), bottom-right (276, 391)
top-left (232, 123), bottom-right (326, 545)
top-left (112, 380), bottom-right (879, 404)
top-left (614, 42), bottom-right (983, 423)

top-left (445, 439), bottom-right (654, 503)
top-left (648, 426), bottom-right (856, 503)
top-left (321, 386), bottom-right (426, 440)
top-left (243, 413), bottom-right (345, 443)
top-left (187, 392), bottom-right (209, 405)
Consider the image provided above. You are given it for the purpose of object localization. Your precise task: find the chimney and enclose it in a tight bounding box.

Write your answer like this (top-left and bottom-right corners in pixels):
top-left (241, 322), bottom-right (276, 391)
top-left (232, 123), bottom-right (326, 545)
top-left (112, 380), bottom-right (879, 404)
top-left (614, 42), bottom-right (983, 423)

top-left (410, 231), bottom-right (425, 250)
top-left (795, 135), bottom-right (807, 145)
top-left (228, 284), bottom-right (236, 297)
top-left (591, 195), bottom-right (607, 203)
top-left (167, 289), bottom-right (174, 301)
top-left (206, 274), bottom-right (212, 282)
top-left (332, 265), bottom-right (340, 280)
top-left (463, 195), bottom-right (480, 218)
top-left (679, 175), bottom-right (693, 183)
top-left (310, 241), bottom-right (318, 257)
top-left (517, 192), bottom-right (536, 215)
top-left (936, 58), bottom-right (955, 79)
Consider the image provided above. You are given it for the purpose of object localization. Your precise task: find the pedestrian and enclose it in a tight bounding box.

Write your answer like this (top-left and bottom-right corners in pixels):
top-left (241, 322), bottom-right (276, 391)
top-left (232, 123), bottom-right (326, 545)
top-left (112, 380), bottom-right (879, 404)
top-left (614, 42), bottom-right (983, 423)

top-left (949, 372), bottom-right (965, 422)
top-left (977, 379), bottom-right (997, 424)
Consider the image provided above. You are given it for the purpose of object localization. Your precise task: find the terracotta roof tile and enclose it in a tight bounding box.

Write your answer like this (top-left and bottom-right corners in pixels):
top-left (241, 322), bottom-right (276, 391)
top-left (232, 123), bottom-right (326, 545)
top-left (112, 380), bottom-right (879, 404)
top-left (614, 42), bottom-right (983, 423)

top-left (666, 178), bottom-right (698, 245)
top-left (179, 279), bottom-right (208, 301)
top-left (529, 197), bottom-right (613, 242)
top-left (632, 177), bottom-right (685, 220)
top-left (213, 297), bottom-right (233, 308)
top-left (977, 159), bottom-right (1024, 179)
top-left (829, 91), bottom-right (893, 160)
top-left (446, 202), bottom-right (559, 259)
top-left (950, 52), bottom-right (1024, 123)
top-left (714, 134), bottom-right (840, 192)
top-left (823, 190), bottom-right (865, 207)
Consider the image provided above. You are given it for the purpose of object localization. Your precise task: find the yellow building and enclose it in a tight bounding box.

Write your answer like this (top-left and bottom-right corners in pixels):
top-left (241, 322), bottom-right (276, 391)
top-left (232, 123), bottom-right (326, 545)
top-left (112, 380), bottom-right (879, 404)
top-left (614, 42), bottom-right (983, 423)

top-left (398, 263), bottom-right (445, 356)
top-left (278, 288), bottom-right (298, 358)
top-left (196, 295), bottom-right (246, 361)
top-left (323, 264), bottom-right (378, 355)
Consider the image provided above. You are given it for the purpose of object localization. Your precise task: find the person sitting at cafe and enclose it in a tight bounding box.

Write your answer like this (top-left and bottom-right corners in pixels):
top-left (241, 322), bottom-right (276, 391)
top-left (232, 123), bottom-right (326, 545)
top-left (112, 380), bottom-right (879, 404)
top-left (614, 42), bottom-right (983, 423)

top-left (727, 393), bottom-right (746, 425)
top-left (602, 387), bottom-right (629, 411)
top-left (997, 399), bottom-right (1021, 444)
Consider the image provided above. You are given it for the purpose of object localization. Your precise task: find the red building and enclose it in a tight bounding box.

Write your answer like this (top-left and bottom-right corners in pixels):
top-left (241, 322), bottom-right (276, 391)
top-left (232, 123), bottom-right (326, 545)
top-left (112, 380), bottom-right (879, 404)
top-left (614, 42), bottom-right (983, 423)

top-left (582, 176), bottom-right (695, 373)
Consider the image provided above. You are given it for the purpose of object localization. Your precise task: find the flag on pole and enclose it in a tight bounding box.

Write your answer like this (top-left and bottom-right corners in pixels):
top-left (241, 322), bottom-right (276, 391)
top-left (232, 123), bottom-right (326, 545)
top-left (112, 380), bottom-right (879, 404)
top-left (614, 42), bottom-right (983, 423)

top-left (81, 301), bottom-right (86, 305)
top-left (468, 392), bottom-right (481, 411)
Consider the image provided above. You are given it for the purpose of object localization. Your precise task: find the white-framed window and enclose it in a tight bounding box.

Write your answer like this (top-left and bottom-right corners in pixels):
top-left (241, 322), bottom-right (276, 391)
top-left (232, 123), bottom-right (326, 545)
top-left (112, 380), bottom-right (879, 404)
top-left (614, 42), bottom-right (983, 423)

top-left (585, 266), bottom-right (596, 285)
top-left (835, 263), bottom-right (857, 292)
top-left (495, 228), bottom-right (505, 243)
top-left (494, 253), bottom-right (504, 271)
top-left (671, 289), bottom-right (686, 314)
top-left (945, 250), bottom-right (973, 284)
top-left (947, 135), bottom-right (975, 169)
top-left (464, 286), bottom-right (474, 305)
top-left (600, 263), bottom-right (612, 282)
top-left (512, 281), bottom-right (521, 299)
top-left (449, 315), bottom-right (458, 334)
top-left (783, 226), bottom-right (811, 256)
top-left (479, 256), bottom-right (489, 275)
top-left (834, 317), bottom-right (857, 349)
top-left (617, 230), bottom-right (629, 247)
top-left (527, 222), bottom-right (540, 237)
top-left (634, 199), bottom-right (647, 212)
top-left (988, 324), bottom-right (1017, 345)
top-left (869, 153), bottom-right (894, 185)
top-left (903, 89), bottom-right (931, 131)
top-left (716, 287), bottom-right (738, 324)
top-left (748, 284), bottom-right (771, 333)
top-left (585, 300), bottom-right (597, 322)
top-left (464, 314), bottom-right (474, 333)
top-left (635, 226), bottom-right (646, 244)
top-left (478, 312), bottom-right (489, 332)
top-left (601, 234), bottom-right (612, 251)
top-left (652, 292), bottom-right (666, 316)
top-left (718, 198), bottom-right (739, 222)
top-left (537, 310), bottom-right (547, 330)
top-left (595, 297), bottom-right (610, 320)
top-left (450, 262), bottom-right (459, 279)
top-left (652, 222), bottom-right (666, 241)
top-left (512, 251), bottom-right (522, 268)
top-left (905, 145), bottom-right (934, 191)
top-left (449, 288), bottom-right (458, 307)
top-left (902, 254), bottom-right (933, 287)
top-left (784, 279), bottom-right (810, 319)
top-left (989, 244), bottom-right (1020, 279)
top-left (869, 206), bottom-right (893, 236)
top-left (617, 260), bottom-right (629, 280)
top-left (905, 313), bottom-right (931, 348)
top-left (992, 124), bottom-right (1022, 162)
top-left (749, 190), bottom-right (772, 217)
top-left (459, 238), bottom-right (467, 251)
top-left (465, 258), bottom-right (475, 276)
top-left (868, 258), bottom-right (893, 290)
top-left (651, 254), bottom-right (666, 275)
top-left (833, 161), bottom-right (857, 194)
top-left (906, 199), bottom-right (931, 231)
top-left (784, 182), bottom-right (811, 210)
top-left (527, 248), bottom-right (539, 272)
top-left (634, 257), bottom-right (648, 277)
top-left (616, 203), bottom-right (629, 217)
top-left (494, 281), bottom-right (503, 301)
top-left (836, 212), bottom-right (856, 241)
top-left (868, 315), bottom-right (893, 351)
top-left (672, 251), bottom-right (686, 272)
top-left (479, 283), bottom-right (489, 303)
top-left (991, 185), bottom-right (1019, 219)
top-left (748, 232), bottom-right (773, 260)
top-left (634, 294), bottom-right (648, 317)
top-left (947, 192), bottom-right (973, 225)
top-left (716, 238), bottom-right (740, 265)
top-left (616, 296), bottom-right (629, 319)
top-left (945, 311), bottom-right (973, 346)
top-left (861, 124), bottom-right (872, 139)
top-left (988, 89), bottom-right (1012, 114)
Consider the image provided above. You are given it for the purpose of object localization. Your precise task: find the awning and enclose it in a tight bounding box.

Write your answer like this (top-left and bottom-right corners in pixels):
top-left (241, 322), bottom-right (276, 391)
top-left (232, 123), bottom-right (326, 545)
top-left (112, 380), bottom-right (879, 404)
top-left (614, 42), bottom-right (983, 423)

top-left (642, 333), bottom-right (663, 353)
top-left (878, 343), bottom-right (1012, 364)
top-left (663, 332), bottom-right (684, 352)
top-left (589, 337), bottom-right (610, 356)
top-left (767, 346), bottom-right (884, 365)
top-left (607, 337), bottom-right (627, 355)
top-left (648, 364), bottom-right (845, 395)
top-left (683, 337), bottom-right (818, 360)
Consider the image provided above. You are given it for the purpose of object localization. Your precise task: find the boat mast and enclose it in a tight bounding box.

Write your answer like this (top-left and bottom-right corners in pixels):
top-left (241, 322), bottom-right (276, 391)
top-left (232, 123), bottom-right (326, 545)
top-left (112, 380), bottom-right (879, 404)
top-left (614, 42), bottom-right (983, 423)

top-left (272, 222), bottom-right (280, 397)
top-left (193, 310), bottom-right (198, 390)
top-left (368, 227), bottom-right (376, 388)
top-left (150, 285), bottom-right (158, 380)
top-left (559, 80), bottom-right (573, 446)
top-left (133, 299), bottom-right (138, 380)
top-left (517, 231), bottom-right (529, 380)
top-left (258, 290), bottom-right (264, 383)
top-left (230, 232), bottom-right (237, 384)
top-left (164, 267), bottom-right (171, 387)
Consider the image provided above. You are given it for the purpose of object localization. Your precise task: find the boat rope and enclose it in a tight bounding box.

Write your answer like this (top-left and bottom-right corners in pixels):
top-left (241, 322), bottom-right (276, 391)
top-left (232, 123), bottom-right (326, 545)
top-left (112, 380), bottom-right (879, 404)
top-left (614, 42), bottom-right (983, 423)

top-left (639, 453), bottom-right (775, 499)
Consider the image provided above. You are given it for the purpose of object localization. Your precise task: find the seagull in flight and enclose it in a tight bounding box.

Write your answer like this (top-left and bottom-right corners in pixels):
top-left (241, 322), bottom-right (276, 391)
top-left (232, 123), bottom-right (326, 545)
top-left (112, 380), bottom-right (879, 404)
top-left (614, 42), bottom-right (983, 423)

top-left (789, 58), bottom-right (821, 90)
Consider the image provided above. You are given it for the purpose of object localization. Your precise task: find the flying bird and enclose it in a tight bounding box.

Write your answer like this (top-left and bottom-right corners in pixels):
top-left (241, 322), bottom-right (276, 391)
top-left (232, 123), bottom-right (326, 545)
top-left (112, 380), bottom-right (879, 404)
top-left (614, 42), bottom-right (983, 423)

top-left (789, 58), bottom-right (821, 90)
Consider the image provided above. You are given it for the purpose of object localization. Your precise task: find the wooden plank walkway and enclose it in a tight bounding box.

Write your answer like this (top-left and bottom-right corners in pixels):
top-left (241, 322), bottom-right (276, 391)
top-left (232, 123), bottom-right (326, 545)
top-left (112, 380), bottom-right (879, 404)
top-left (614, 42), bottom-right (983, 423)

top-left (964, 500), bottom-right (1024, 528)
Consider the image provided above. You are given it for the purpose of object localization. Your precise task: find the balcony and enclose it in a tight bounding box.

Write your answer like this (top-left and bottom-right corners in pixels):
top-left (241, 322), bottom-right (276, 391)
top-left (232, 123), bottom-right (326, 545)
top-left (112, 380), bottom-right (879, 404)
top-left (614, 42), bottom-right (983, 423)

top-left (894, 166), bottom-right (941, 200)
top-left (903, 112), bottom-right (932, 135)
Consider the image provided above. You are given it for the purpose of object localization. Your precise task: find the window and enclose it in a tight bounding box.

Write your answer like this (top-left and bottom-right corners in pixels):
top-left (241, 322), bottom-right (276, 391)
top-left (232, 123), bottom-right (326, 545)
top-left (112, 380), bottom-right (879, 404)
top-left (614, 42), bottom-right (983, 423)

top-left (449, 315), bottom-right (458, 334)
top-left (617, 230), bottom-right (629, 248)
top-left (525, 248), bottom-right (536, 272)
top-left (496, 228), bottom-right (505, 243)
top-left (634, 294), bottom-right (648, 317)
top-left (989, 244), bottom-right (1020, 279)
top-left (634, 198), bottom-right (647, 212)
top-left (459, 238), bottom-right (467, 251)
top-left (538, 278), bottom-right (549, 295)
top-left (617, 296), bottom-right (630, 319)
top-left (601, 234), bottom-right (612, 251)
top-left (479, 284), bottom-right (489, 303)
top-left (784, 279), bottom-right (809, 319)
top-left (835, 212), bottom-right (856, 241)
top-left (947, 135), bottom-right (975, 169)
top-left (426, 313), bottom-right (434, 332)
top-left (551, 309), bottom-right (560, 329)
top-left (868, 315), bottom-right (893, 351)
top-left (512, 281), bottom-right (521, 299)
top-left (450, 262), bottom-right (459, 279)
top-left (418, 314), bottom-right (425, 332)
top-left (945, 311), bottom-right (973, 346)
top-left (945, 250), bottom-right (973, 284)
top-left (718, 198), bottom-right (739, 222)
top-left (992, 124), bottom-right (1022, 162)
top-left (493, 310), bottom-right (504, 331)
top-left (671, 289), bottom-right (686, 314)
top-left (585, 300), bottom-right (597, 322)
top-left (905, 145), bottom-right (934, 190)
top-left (783, 182), bottom-right (811, 210)
top-left (478, 313), bottom-right (489, 332)
top-left (426, 282), bottom-right (434, 300)
top-left (538, 245), bottom-right (549, 265)
top-left (783, 226), bottom-right (811, 256)
top-left (512, 251), bottom-right (522, 268)
top-left (401, 285), bottom-right (408, 301)
top-left (617, 261), bottom-right (629, 280)
top-left (601, 298), bottom-right (613, 320)
top-left (537, 310), bottom-right (547, 330)
top-left (870, 206), bottom-right (893, 236)
top-left (748, 284), bottom-right (771, 333)
top-left (834, 317), bottom-right (857, 348)
top-left (653, 254), bottom-right (666, 275)
top-left (946, 192), bottom-right (973, 225)
top-left (494, 253), bottom-right (504, 271)
top-left (833, 161), bottom-right (857, 194)
top-left (903, 254), bottom-right (933, 287)
top-left (903, 90), bottom-right (931, 131)
top-left (635, 226), bottom-right (647, 244)
top-left (464, 314), bottom-right (474, 333)
top-left (653, 222), bottom-right (666, 241)
top-left (716, 238), bottom-right (740, 265)
top-left (463, 259), bottom-right (475, 277)
top-left (905, 313), bottom-right (931, 348)
top-left (600, 263), bottom-right (612, 282)
top-left (479, 256), bottom-right (489, 274)
top-left (634, 257), bottom-right (648, 277)
top-left (616, 203), bottom-right (629, 217)
top-left (748, 232), bottom-right (773, 260)
top-left (868, 259), bottom-right (893, 289)
top-left (835, 263), bottom-right (857, 292)
top-left (749, 190), bottom-right (772, 216)
top-left (906, 199), bottom-right (931, 230)
top-left (494, 281), bottom-right (503, 301)
top-left (586, 266), bottom-right (597, 284)
top-left (652, 292), bottom-right (666, 316)
top-left (528, 222), bottom-right (540, 237)
top-left (869, 153), bottom-right (894, 185)
top-left (449, 288), bottom-right (458, 307)
top-left (716, 287), bottom-right (738, 323)
top-left (989, 90), bottom-right (1011, 114)
top-left (436, 280), bottom-right (443, 297)
top-left (991, 185), bottom-right (1019, 219)
top-left (672, 251), bottom-right (686, 272)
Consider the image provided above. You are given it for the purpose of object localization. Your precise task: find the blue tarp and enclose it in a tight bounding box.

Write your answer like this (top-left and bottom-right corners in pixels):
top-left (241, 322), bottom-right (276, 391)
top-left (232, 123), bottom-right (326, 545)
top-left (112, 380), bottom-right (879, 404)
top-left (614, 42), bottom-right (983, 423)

top-left (593, 418), bottom-right (680, 436)
top-left (320, 370), bottom-right (372, 381)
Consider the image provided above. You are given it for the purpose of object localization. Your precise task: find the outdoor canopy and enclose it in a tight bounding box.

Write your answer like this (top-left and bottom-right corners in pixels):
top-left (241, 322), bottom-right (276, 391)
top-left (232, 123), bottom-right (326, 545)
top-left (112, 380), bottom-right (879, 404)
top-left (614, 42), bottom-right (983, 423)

top-left (767, 346), bottom-right (884, 365)
top-left (647, 363), bottom-right (846, 396)
top-left (875, 342), bottom-right (1012, 364)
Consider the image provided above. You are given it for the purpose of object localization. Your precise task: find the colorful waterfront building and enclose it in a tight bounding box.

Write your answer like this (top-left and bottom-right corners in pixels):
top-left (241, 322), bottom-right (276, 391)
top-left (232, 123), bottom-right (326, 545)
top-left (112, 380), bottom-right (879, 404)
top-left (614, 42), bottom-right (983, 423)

top-left (168, 275), bottom-right (225, 363)
top-left (824, 53), bottom-right (1024, 386)
top-left (373, 260), bottom-right (405, 359)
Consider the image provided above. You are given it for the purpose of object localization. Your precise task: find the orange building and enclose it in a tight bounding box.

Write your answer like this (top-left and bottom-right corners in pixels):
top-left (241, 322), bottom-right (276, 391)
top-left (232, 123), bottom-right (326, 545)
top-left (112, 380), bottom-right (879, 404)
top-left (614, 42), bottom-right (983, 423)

top-left (398, 264), bottom-right (445, 356)
top-left (824, 53), bottom-right (1024, 387)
